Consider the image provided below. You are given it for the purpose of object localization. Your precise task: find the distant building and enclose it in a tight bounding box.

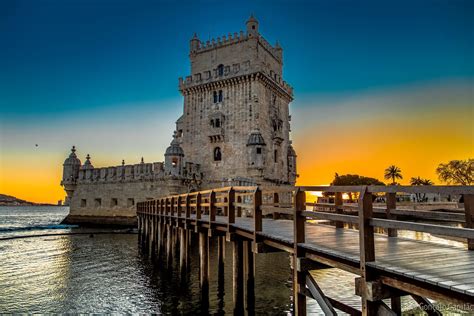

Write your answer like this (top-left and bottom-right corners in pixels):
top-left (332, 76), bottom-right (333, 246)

top-left (61, 16), bottom-right (297, 226)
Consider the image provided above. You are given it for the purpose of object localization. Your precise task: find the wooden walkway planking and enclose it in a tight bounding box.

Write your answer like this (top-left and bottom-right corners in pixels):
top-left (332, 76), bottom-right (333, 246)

top-left (193, 214), bottom-right (474, 297)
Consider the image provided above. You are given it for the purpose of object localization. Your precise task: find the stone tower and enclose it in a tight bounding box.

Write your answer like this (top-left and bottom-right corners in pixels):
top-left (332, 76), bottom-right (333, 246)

top-left (176, 15), bottom-right (296, 185)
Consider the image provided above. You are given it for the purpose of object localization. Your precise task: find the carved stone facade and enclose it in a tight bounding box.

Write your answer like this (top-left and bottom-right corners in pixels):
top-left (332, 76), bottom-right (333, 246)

top-left (61, 16), bottom-right (297, 226)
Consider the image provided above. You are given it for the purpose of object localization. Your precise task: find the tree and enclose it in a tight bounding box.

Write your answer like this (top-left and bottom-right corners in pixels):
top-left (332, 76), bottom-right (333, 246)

top-left (327, 173), bottom-right (385, 201)
top-left (410, 176), bottom-right (434, 202)
top-left (436, 159), bottom-right (473, 185)
top-left (384, 165), bottom-right (403, 185)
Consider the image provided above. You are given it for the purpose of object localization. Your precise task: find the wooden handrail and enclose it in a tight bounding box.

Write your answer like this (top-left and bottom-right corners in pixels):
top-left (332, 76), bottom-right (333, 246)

top-left (136, 185), bottom-right (474, 249)
top-left (371, 218), bottom-right (474, 239)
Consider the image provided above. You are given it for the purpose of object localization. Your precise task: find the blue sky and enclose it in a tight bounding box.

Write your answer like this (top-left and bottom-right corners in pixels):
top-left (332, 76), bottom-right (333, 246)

top-left (0, 0), bottom-right (473, 202)
top-left (1, 0), bottom-right (472, 121)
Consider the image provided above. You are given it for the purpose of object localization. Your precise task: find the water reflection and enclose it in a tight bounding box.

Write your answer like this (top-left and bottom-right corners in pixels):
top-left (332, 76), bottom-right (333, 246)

top-left (0, 226), bottom-right (469, 314)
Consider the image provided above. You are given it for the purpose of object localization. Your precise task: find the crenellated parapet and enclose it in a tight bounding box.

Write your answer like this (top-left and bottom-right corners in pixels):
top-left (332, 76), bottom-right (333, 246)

top-left (72, 155), bottom-right (200, 184)
top-left (190, 30), bottom-right (282, 63)
top-left (178, 60), bottom-right (293, 99)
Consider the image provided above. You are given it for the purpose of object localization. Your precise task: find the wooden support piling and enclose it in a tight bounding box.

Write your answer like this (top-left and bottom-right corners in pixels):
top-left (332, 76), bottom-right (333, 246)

top-left (199, 230), bottom-right (209, 293)
top-left (179, 228), bottom-right (187, 274)
top-left (233, 238), bottom-right (244, 313)
top-left (243, 240), bottom-right (255, 313)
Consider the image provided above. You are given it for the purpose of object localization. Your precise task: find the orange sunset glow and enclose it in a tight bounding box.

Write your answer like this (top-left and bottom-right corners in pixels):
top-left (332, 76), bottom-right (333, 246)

top-left (1, 81), bottom-right (472, 204)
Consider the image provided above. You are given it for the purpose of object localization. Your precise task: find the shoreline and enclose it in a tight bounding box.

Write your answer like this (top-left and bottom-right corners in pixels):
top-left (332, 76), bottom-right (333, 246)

top-left (61, 214), bottom-right (137, 228)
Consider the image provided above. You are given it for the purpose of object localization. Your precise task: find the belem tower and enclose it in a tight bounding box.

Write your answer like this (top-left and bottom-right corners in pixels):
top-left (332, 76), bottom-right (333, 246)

top-left (61, 16), bottom-right (297, 226)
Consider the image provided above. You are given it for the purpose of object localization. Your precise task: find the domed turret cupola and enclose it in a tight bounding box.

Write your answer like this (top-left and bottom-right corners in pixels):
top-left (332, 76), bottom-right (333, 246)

top-left (246, 14), bottom-right (259, 37)
top-left (164, 132), bottom-right (185, 176)
top-left (190, 33), bottom-right (200, 52)
top-left (62, 146), bottom-right (81, 184)
top-left (81, 154), bottom-right (94, 170)
top-left (287, 143), bottom-right (297, 184)
top-left (80, 154), bottom-right (94, 181)
top-left (61, 146), bottom-right (82, 205)
top-left (247, 130), bottom-right (266, 169)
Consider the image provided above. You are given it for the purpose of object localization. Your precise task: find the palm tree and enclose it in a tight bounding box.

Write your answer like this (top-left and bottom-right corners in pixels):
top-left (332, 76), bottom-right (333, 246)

top-left (384, 165), bottom-right (402, 185)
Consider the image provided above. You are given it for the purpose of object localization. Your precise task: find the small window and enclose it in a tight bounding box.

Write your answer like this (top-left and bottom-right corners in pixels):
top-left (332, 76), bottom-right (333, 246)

top-left (252, 25), bottom-right (255, 30)
top-left (218, 90), bottom-right (223, 102)
top-left (111, 198), bottom-right (118, 207)
top-left (81, 199), bottom-right (87, 207)
top-left (213, 91), bottom-right (218, 103)
top-left (94, 198), bottom-right (101, 207)
top-left (210, 119), bottom-right (215, 127)
top-left (127, 198), bottom-right (135, 207)
top-left (274, 150), bottom-right (278, 163)
top-left (256, 147), bottom-right (262, 154)
top-left (217, 64), bottom-right (224, 76)
top-left (215, 118), bottom-right (220, 128)
top-left (214, 147), bottom-right (222, 161)
top-left (172, 158), bottom-right (178, 167)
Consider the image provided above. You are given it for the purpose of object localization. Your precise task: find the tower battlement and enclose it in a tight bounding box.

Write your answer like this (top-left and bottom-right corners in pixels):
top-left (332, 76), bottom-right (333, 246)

top-left (178, 59), bottom-right (293, 98)
top-left (190, 30), bottom-right (282, 63)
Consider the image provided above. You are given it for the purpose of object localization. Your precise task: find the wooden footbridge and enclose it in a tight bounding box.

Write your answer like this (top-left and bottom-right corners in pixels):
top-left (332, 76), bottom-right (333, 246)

top-left (136, 185), bottom-right (474, 315)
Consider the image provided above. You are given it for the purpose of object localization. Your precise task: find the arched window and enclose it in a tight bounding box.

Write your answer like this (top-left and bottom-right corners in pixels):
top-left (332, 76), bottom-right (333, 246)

top-left (218, 90), bottom-right (223, 102)
top-left (213, 91), bottom-right (218, 103)
top-left (217, 64), bottom-right (224, 76)
top-left (215, 118), bottom-right (220, 128)
top-left (214, 147), bottom-right (222, 161)
top-left (210, 119), bottom-right (215, 127)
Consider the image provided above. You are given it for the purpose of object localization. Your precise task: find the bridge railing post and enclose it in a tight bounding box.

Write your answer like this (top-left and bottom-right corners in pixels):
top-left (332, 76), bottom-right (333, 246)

top-left (209, 190), bottom-right (216, 223)
top-left (293, 188), bottom-right (306, 315)
top-left (165, 198), bottom-right (169, 217)
top-left (177, 195), bottom-right (182, 218)
top-left (196, 192), bottom-right (202, 220)
top-left (185, 194), bottom-right (190, 218)
top-left (227, 188), bottom-right (235, 233)
top-left (273, 192), bottom-right (280, 220)
top-left (254, 187), bottom-right (262, 235)
top-left (334, 192), bottom-right (343, 228)
top-left (464, 194), bottom-right (474, 250)
top-left (358, 186), bottom-right (377, 315)
top-left (173, 197), bottom-right (176, 217)
top-left (386, 192), bottom-right (397, 237)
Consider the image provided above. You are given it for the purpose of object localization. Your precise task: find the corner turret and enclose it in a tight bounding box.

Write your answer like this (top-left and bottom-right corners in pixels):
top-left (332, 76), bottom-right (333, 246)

top-left (164, 132), bottom-right (185, 176)
top-left (190, 33), bottom-right (200, 52)
top-left (246, 14), bottom-right (259, 37)
top-left (61, 146), bottom-right (81, 205)
top-left (247, 130), bottom-right (266, 170)
top-left (287, 142), bottom-right (297, 184)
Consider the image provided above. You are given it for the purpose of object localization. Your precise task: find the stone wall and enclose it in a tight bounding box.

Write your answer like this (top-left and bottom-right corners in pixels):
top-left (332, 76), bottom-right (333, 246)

top-left (63, 178), bottom-right (185, 226)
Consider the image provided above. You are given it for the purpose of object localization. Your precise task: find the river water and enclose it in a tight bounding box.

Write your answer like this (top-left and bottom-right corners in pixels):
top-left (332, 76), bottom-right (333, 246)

top-left (0, 206), bottom-right (468, 314)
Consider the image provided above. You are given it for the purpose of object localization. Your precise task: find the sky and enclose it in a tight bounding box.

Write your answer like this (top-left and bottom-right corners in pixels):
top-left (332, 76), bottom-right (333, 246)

top-left (0, 0), bottom-right (473, 203)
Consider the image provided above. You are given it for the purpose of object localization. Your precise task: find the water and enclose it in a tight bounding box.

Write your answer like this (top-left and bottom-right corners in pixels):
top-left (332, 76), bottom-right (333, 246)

top-left (0, 206), bottom-right (469, 314)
